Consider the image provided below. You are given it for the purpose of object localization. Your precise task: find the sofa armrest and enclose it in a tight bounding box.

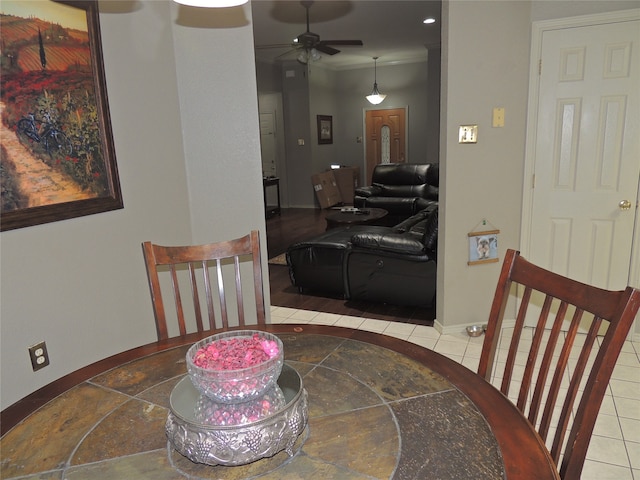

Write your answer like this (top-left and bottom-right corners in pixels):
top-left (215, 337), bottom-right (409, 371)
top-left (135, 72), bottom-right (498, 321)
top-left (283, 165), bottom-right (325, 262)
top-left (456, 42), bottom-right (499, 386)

top-left (350, 232), bottom-right (425, 255)
top-left (354, 184), bottom-right (383, 198)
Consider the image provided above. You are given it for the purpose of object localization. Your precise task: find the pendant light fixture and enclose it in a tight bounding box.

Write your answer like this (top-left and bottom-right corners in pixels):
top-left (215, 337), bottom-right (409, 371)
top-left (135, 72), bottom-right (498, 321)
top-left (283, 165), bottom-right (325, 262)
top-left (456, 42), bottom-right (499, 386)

top-left (366, 57), bottom-right (386, 105)
top-left (173, 0), bottom-right (248, 7)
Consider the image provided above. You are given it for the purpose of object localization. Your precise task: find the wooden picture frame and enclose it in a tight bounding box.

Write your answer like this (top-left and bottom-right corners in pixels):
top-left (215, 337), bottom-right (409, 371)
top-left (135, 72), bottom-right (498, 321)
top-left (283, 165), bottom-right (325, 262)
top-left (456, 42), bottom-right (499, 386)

top-left (317, 115), bottom-right (333, 145)
top-left (0, 0), bottom-right (122, 232)
top-left (468, 229), bottom-right (500, 265)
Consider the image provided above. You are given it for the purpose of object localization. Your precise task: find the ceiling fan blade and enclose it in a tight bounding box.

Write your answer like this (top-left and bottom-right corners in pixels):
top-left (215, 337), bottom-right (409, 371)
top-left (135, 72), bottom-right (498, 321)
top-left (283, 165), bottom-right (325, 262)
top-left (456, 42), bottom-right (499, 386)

top-left (256, 43), bottom-right (295, 50)
top-left (319, 40), bottom-right (363, 46)
top-left (315, 44), bottom-right (340, 55)
top-left (275, 48), bottom-right (300, 60)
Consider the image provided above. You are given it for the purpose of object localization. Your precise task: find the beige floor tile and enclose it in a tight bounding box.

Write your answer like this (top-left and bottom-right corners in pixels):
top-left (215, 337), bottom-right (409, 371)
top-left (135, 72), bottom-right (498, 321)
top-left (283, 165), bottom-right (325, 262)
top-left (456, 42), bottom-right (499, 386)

top-left (614, 396), bottom-right (640, 420)
top-left (434, 339), bottom-right (467, 357)
top-left (581, 459), bottom-right (633, 480)
top-left (290, 309), bottom-right (321, 321)
top-left (411, 325), bottom-right (440, 339)
top-left (461, 356), bottom-right (479, 372)
top-left (439, 332), bottom-right (470, 344)
top-left (439, 353), bottom-right (463, 363)
top-left (626, 441), bottom-right (640, 469)
top-left (619, 417), bottom-right (640, 443)
top-left (309, 312), bottom-right (341, 325)
top-left (383, 322), bottom-right (416, 336)
top-left (464, 342), bottom-right (483, 358)
top-left (360, 318), bottom-right (391, 333)
top-left (610, 378), bottom-right (640, 400)
top-left (611, 363), bottom-right (640, 382)
top-left (599, 394), bottom-right (617, 416)
top-left (586, 436), bottom-right (630, 466)
top-left (592, 413), bottom-right (623, 440)
top-left (270, 306), bottom-right (298, 317)
top-left (616, 351), bottom-right (639, 367)
top-left (409, 336), bottom-right (437, 350)
top-left (334, 315), bottom-right (364, 329)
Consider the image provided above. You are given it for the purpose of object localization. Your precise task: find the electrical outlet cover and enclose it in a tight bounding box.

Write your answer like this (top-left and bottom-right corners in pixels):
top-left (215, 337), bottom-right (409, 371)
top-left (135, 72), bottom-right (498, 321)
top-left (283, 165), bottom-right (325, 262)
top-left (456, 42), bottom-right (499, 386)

top-left (29, 341), bottom-right (50, 371)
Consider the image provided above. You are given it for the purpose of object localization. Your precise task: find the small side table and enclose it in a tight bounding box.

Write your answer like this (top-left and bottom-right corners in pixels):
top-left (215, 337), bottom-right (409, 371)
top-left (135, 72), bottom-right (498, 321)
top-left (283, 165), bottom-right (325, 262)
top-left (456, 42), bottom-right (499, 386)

top-left (263, 177), bottom-right (281, 218)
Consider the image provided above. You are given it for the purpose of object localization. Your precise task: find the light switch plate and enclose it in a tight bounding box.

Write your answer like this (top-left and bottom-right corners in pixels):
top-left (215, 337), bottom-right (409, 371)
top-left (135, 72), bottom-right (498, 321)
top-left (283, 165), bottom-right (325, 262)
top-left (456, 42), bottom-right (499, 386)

top-left (492, 107), bottom-right (505, 127)
top-left (459, 125), bottom-right (478, 144)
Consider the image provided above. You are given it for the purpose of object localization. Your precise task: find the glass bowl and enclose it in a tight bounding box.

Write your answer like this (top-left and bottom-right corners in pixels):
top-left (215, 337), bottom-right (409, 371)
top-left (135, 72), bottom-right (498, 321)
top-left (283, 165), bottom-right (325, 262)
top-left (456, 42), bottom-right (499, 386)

top-left (186, 330), bottom-right (284, 404)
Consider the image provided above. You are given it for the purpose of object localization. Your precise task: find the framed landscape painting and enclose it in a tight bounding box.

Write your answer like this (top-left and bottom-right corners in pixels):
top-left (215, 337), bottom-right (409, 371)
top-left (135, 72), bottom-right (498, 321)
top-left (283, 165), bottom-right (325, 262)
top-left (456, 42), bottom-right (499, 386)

top-left (0, 0), bottom-right (122, 232)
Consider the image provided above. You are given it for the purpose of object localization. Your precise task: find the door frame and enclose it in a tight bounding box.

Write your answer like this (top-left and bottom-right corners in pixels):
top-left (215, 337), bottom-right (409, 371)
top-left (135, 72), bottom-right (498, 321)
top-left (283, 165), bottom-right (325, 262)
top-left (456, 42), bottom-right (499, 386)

top-left (520, 9), bottom-right (640, 338)
top-left (362, 105), bottom-right (409, 185)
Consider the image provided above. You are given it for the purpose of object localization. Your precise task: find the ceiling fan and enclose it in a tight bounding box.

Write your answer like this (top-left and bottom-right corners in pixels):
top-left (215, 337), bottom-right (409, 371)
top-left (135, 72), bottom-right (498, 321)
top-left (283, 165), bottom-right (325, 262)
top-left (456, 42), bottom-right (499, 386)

top-left (256, 0), bottom-right (363, 64)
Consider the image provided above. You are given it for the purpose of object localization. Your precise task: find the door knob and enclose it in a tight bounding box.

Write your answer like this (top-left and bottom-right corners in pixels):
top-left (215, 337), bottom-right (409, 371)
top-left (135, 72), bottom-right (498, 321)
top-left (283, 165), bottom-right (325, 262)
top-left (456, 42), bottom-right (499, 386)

top-left (619, 200), bottom-right (632, 211)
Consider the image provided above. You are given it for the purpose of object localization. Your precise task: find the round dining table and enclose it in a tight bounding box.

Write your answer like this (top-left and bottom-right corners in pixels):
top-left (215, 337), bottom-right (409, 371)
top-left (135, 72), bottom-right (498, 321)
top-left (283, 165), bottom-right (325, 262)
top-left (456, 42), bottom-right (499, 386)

top-left (0, 324), bottom-right (559, 479)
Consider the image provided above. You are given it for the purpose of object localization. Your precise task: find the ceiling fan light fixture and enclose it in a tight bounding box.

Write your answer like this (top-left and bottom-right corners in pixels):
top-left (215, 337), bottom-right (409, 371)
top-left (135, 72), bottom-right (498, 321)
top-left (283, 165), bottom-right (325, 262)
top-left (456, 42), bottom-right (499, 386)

top-left (310, 48), bottom-right (321, 61)
top-left (173, 0), bottom-right (247, 7)
top-left (366, 57), bottom-right (386, 105)
top-left (297, 48), bottom-right (321, 64)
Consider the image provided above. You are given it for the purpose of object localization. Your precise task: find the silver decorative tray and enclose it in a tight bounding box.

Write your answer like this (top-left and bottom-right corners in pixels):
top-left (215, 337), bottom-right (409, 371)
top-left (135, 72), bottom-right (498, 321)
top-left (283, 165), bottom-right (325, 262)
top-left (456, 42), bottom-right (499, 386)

top-left (166, 364), bottom-right (308, 466)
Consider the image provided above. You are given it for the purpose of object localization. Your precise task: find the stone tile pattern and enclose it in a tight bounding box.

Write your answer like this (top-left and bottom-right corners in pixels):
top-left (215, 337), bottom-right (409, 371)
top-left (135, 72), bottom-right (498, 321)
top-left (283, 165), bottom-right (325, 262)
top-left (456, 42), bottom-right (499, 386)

top-left (1, 334), bottom-right (505, 479)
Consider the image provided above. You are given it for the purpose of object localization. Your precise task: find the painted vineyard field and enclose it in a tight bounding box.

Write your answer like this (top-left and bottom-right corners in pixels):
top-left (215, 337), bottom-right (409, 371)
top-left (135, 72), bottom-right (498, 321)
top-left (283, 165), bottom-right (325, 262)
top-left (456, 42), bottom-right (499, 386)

top-left (1, 12), bottom-right (109, 211)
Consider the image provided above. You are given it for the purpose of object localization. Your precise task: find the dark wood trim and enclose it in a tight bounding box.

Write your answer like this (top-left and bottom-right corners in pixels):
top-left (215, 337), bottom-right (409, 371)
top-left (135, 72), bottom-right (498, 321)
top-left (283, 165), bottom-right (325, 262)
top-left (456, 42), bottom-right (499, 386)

top-left (1, 324), bottom-right (558, 479)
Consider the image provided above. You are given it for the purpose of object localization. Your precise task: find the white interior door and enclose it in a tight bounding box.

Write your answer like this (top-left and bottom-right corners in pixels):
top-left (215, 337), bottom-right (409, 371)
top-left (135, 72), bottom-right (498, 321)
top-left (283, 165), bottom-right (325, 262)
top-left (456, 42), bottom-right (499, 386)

top-left (523, 12), bottom-right (640, 294)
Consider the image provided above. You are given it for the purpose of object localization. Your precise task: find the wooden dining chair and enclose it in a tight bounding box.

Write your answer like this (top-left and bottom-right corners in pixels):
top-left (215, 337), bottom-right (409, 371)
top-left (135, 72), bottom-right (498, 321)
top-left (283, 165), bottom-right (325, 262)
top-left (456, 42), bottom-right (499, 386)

top-left (142, 230), bottom-right (266, 341)
top-left (478, 249), bottom-right (640, 479)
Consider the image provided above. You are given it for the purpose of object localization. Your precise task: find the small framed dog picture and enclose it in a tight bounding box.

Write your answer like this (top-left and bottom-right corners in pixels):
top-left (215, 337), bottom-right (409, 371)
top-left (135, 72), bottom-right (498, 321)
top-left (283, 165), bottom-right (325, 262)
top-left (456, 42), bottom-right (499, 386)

top-left (468, 229), bottom-right (499, 265)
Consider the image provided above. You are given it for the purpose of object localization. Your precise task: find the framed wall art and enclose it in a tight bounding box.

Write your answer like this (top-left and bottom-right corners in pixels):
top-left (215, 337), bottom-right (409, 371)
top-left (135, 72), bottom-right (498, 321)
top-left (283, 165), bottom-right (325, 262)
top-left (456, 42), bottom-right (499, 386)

top-left (317, 115), bottom-right (333, 145)
top-left (468, 219), bottom-right (500, 265)
top-left (0, 0), bottom-right (122, 232)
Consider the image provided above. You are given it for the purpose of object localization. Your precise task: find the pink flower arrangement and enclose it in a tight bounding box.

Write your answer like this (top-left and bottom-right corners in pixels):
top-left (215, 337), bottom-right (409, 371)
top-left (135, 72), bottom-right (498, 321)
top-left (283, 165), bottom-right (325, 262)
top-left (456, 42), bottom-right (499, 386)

top-left (193, 333), bottom-right (280, 371)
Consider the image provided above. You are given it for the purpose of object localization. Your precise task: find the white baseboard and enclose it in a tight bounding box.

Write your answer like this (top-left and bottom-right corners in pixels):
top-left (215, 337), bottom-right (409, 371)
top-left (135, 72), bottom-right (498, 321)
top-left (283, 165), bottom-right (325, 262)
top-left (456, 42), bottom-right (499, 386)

top-left (434, 318), bottom-right (517, 336)
top-left (435, 319), bottom-right (640, 343)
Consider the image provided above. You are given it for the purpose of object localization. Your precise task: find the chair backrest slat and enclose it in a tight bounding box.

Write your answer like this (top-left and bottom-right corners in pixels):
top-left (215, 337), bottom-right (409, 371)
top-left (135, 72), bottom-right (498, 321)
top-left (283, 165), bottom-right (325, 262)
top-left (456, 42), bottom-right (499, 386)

top-left (529, 300), bottom-right (567, 427)
top-left (538, 307), bottom-right (582, 442)
top-left (168, 264), bottom-right (187, 337)
top-left (142, 231), bottom-right (266, 340)
top-left (187, 262), bottom-right (204, 333)
top-left (201, 259), bottom-right (215, 330)
top-left (479, 248), bottom-right (640, 479)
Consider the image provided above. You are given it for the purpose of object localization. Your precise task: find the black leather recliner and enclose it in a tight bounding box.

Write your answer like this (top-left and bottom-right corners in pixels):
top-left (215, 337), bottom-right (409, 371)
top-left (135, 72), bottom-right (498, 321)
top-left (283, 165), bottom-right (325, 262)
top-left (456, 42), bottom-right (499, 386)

top-left (286, 205), bottom-right (438, 307)
top-left (354, 163), bottom-right (439, 225)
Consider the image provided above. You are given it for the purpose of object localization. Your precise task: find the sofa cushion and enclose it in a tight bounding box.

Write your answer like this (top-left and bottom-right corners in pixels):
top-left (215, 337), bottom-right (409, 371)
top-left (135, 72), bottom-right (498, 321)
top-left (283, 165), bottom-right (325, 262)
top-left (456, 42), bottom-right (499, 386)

top-left (371, 163), bottom-right (434, 185)
top-left (379, 184), bottom-right (430, 198)
top-left (359, 196), bottom-right (417, 214)
top-left (350, 231), bottom-right (425, 255)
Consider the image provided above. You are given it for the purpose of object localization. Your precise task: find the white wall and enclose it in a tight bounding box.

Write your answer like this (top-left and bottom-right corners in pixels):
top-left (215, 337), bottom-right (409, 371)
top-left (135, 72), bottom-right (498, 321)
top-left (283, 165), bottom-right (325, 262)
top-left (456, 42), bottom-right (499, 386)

top-left (0, 1), bottom-right (266, 410)
top-left (171, 3), bottom-right (265, 245)
top-left (437, 0), bottom-right (640, 334)
top-left (438, 0), bottom-right (532, 333)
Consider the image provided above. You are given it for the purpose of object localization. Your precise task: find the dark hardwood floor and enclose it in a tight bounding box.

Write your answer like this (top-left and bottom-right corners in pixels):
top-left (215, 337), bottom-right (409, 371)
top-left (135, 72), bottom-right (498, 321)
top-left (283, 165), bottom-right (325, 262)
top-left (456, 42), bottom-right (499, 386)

top-left (265, 208), bottom-right (435, 326)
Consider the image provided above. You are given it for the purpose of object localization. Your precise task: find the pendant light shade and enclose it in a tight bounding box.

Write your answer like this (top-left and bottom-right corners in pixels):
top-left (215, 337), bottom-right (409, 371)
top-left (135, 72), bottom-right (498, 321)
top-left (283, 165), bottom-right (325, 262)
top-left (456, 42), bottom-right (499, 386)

top-left (173, 0), bottom-right (247, 7)
top-left (366, 57), bottom-right (386, 105)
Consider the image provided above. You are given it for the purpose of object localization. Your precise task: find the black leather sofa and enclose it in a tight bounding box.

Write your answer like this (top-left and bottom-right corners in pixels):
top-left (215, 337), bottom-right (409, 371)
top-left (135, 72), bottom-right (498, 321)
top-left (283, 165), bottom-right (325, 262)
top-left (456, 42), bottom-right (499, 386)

top-left (286, 204), bottom-right (438, 307)
top-left (354, 163), bottom-right (439, 225)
